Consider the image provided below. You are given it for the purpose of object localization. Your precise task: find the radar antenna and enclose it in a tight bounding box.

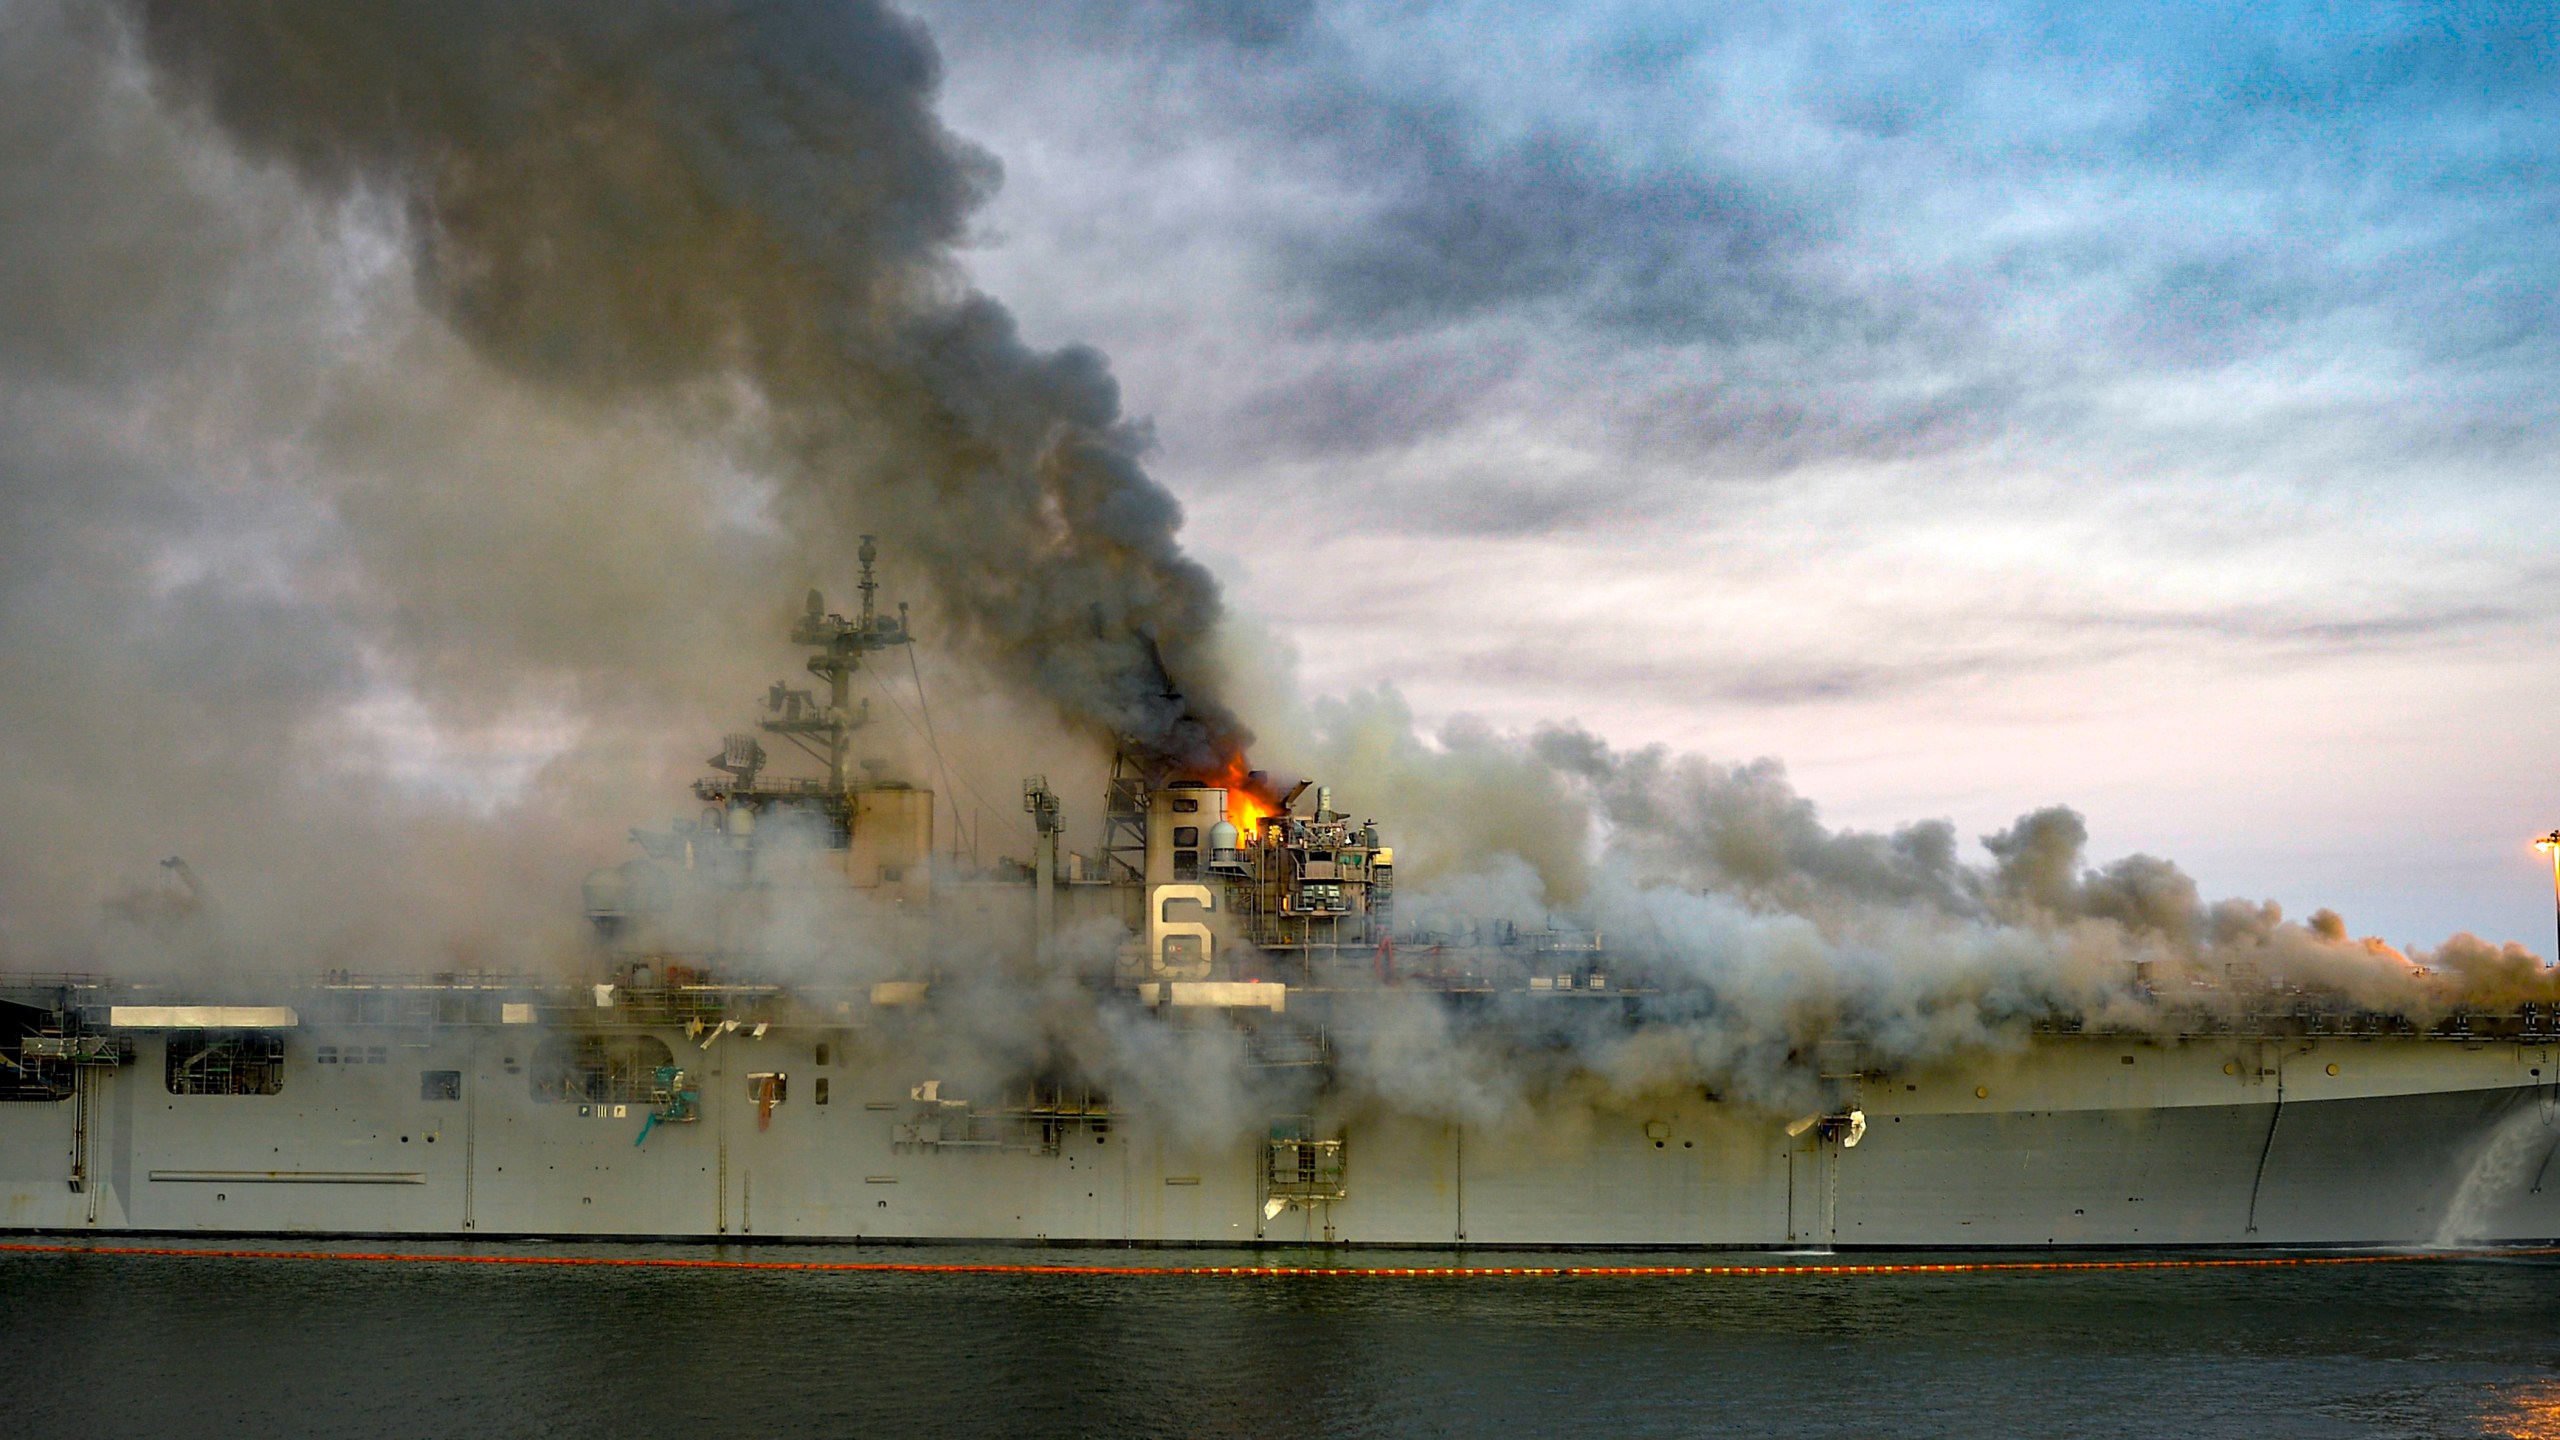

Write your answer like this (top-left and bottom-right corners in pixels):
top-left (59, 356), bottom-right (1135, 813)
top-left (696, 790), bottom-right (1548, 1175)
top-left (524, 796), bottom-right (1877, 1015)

top-left (770, 535), bottom-right (914, 793)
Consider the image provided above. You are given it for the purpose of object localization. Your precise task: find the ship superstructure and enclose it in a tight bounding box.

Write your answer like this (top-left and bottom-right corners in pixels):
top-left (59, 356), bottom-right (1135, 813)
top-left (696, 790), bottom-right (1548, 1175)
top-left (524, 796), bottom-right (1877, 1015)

top-left (5, 549), bottom-right (2559, 1249)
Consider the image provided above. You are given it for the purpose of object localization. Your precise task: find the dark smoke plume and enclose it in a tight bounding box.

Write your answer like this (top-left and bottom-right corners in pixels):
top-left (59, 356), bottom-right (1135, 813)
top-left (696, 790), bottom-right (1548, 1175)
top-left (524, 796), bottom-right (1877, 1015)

top-left (120, 0), bottom-right (1242, 770)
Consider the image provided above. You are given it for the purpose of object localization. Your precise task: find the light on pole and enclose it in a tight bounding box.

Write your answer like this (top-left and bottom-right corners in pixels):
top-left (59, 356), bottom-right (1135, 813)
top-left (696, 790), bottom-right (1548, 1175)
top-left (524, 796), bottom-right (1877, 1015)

top-left (2538, 830), bottom-right (2560, 968)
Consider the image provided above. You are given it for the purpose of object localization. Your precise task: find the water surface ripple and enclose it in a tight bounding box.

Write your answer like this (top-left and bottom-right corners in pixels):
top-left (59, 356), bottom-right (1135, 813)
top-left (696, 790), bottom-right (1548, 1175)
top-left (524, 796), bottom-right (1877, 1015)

top-left (7, 1243), bottom-right (2556, 1438)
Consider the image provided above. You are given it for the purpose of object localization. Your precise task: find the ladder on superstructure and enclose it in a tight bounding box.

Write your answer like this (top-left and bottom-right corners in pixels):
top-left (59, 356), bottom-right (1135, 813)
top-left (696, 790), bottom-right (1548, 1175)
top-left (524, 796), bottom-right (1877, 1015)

top-left (1099, 751), bottom-right (1151, 882)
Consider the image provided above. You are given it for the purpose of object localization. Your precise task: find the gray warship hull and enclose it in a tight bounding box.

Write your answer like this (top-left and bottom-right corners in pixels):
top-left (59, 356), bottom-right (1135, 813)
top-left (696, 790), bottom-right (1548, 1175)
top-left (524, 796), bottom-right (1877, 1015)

top-left (8, 1012), bottom-right (2557, 1248)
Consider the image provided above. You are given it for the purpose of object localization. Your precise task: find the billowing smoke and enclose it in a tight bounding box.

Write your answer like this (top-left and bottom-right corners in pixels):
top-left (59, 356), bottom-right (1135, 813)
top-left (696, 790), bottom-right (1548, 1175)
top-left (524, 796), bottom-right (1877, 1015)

top-left (1249, 696), bottom-right (2550, 1118)
top-left (118, 0), bottom-right (1243, 768)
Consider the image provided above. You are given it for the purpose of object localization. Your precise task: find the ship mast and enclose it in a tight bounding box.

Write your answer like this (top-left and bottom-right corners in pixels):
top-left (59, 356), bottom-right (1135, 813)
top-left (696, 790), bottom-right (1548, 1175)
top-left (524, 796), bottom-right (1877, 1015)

top-left (772, 535), bottom-right (912, 794)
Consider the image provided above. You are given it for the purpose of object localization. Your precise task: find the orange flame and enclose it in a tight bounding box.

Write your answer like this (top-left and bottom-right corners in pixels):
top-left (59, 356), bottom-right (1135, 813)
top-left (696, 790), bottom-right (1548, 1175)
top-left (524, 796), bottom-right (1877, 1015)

top-left (1192, 755), bottom-right (1278, 837)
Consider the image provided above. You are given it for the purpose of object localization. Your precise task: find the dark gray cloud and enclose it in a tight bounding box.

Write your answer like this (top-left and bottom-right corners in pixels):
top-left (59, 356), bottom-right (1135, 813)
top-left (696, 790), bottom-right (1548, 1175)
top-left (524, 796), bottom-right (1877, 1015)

top-left (2057, 604), bottom-right (2529, 651)
top-left (1229, 340), bottom-right (1525, 461)
top-left (1163, 0), bottom-right (1316, 49)
top-left (1432, 651), bottom-right (1945, 714)
top-left (1272, 571), bottom-right (2539, 721)
top-left (1282, 125), bottom-right (1817, 345)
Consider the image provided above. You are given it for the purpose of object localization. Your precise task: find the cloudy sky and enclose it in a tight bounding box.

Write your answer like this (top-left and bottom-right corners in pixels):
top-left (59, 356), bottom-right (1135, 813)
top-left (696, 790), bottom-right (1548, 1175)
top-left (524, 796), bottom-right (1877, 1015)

top-left (901, 0), bottom-right (2559, 947)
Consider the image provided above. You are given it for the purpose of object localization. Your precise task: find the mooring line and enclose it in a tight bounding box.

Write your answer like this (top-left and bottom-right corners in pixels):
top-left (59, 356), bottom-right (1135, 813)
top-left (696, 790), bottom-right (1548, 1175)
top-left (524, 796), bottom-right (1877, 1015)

top-left (3, 1241), bottom-right (2555, 1278)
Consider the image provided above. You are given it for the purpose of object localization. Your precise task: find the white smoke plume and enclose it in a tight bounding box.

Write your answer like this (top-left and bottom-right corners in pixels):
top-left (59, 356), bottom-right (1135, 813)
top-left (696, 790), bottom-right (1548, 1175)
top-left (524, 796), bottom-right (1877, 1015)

top-left (1255, 695), bottom-right (2550, 1117)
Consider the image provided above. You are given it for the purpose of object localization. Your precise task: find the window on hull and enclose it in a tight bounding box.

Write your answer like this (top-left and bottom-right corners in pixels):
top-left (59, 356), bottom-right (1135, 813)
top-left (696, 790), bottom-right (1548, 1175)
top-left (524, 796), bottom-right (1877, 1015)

top-left (165, 1030), bottom-right (285, 1096)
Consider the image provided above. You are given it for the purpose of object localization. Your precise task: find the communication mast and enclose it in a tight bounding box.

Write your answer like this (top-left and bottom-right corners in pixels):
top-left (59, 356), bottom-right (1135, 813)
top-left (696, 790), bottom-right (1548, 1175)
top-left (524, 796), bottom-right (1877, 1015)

top-left (769, 535), bottom-right (912, 794)
top-left (692, 536), bottom-right (916, 841)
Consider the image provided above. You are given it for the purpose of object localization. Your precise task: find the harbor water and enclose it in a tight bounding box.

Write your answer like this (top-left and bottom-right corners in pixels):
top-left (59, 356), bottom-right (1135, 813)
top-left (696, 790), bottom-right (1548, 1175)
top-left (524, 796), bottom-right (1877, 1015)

top-left (6, 1242), bottom-right (2559, 1438)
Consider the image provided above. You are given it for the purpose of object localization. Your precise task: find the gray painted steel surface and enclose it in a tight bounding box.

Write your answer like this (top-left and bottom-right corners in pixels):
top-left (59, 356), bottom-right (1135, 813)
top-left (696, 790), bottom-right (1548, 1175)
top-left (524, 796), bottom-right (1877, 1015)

top-left (7, 1026), bottom-right (2555, 1247)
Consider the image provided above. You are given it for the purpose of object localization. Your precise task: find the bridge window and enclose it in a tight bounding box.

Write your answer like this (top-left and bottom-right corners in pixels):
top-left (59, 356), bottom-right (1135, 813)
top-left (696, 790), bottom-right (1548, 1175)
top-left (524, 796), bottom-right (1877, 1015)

top-left (165, 1030), bottom-right (285, 1096)
top-left (1173, 827), bottom-right (1200, 847)
top-left (1297, 883), bottom-right (1346, 913)
top-left (421, 1070), bottom-right (462, 1101)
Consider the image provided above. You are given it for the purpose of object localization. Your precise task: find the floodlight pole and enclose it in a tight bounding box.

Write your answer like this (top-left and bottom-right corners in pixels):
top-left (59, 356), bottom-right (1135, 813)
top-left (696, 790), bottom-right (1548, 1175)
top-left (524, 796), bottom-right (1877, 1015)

top-left (2538, 830), bottom-right (2560, 968)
